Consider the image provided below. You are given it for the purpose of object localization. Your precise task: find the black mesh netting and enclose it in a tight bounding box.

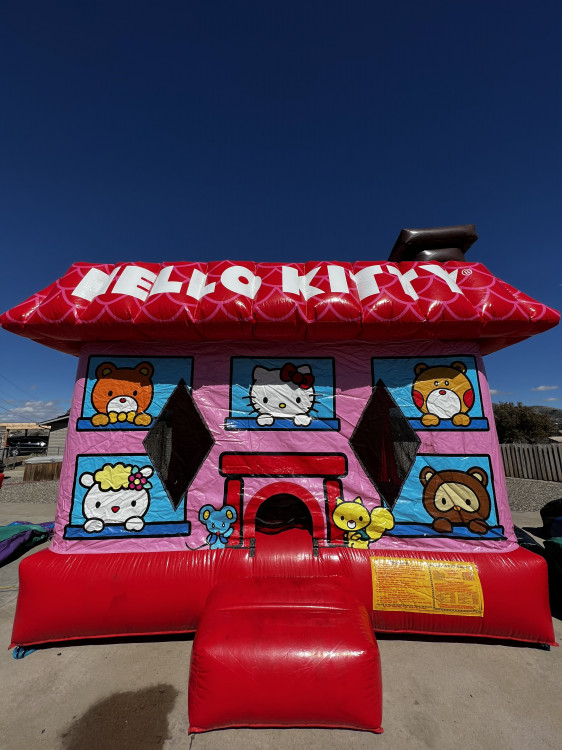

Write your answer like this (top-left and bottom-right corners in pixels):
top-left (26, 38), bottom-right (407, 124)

top-left (255, 494), bottom-right (313, 536)
top-left (143, 379), bottom-right (214, 510)
top-left (350, 379), bottom-right (420, 509)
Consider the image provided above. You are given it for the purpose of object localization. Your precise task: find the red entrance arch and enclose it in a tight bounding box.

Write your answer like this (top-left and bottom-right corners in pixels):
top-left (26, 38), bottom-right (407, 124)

top-left (244, 481), bottom-right (326, 541)
top-left (220, 452), bottom-right (348, 546)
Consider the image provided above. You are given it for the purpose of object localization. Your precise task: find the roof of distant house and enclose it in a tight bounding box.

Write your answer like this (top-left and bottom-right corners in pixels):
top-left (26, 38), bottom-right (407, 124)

top-left (38, 412), bottom-right (70, 428)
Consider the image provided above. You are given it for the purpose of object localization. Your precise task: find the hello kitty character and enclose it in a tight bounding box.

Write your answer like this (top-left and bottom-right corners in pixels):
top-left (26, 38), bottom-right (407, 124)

top-left (249, 362), bottom-right (316, 426)
top-left (79, 462), bottom-right (153, 533)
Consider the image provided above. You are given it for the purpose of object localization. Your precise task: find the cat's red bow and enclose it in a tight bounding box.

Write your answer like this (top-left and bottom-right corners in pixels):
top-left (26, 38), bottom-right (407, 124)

top-left (280, 363), bottom-right (314, 390)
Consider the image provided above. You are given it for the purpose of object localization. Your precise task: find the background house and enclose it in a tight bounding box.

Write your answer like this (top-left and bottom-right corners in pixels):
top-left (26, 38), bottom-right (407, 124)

top-left (38, 412), bottom-right (69, 456)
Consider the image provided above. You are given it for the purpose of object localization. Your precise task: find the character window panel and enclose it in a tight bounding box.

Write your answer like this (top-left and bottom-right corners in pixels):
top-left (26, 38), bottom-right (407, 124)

top-left (386, 454), bottom-right (504, 540)
top-left (226, 357), bottom-right (340, 431)
top-left (63, 454), bottom-right (191, 540)
top-left (78, 356), bottom-right (193, 431)
top-left (372, 356), bottom-right (488, 431)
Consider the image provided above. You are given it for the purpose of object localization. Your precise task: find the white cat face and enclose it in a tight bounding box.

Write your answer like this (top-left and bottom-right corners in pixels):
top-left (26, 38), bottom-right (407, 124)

top-left (250, 365), bottom-right (315, 421)
top-left (82, 485), bottom-right (150, 524)
top-left (79, 464), bottom-right (153, 532)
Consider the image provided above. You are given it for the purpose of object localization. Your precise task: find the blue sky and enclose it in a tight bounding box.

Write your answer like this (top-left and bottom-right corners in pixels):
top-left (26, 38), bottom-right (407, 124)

top-left (1, 1), bottom-right (560, 424)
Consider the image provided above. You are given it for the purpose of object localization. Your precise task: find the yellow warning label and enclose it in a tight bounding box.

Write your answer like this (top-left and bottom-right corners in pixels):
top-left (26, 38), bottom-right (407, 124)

top-left (371, 557), bottom-right (484, 617)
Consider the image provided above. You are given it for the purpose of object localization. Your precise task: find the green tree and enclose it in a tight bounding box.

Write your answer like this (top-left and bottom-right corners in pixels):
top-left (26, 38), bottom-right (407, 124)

top-left (492, 402), bottom-right (556, 444)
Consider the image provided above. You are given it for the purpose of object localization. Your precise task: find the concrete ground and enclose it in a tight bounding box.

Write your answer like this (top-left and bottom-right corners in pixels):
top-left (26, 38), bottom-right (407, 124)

top-left (1, 500), bottom-right (561, 750)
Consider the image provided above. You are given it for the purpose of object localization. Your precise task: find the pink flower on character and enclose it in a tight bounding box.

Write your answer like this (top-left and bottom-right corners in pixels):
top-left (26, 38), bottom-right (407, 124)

top-left (127, 466), bottom-right (152, 491)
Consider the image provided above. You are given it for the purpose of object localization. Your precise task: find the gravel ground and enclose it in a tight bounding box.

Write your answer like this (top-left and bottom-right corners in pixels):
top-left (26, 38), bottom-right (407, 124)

top-left (0, 479), bottom-right (59, 504)
top-left (505, 477), bottom-right (561, 511)
top-left (0, 476), bottom-right (560, 511)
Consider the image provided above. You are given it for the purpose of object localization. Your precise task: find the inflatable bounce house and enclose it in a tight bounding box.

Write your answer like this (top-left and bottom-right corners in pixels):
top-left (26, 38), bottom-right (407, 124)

top-left (2, 225), bottom-right (559, 733)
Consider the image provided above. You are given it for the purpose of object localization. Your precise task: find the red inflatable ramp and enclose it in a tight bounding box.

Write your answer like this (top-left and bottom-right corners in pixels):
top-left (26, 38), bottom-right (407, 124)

top-left (188, 576), bottom-right (383, 733)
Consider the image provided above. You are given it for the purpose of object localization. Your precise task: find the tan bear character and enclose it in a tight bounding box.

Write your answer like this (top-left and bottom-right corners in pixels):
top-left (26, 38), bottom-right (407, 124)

top-left (412, 361), bottom-right (474, 427)
top-left (419, 466), bottom-right (491, 535)
top-left (90, 362), bottom-right (154, 427)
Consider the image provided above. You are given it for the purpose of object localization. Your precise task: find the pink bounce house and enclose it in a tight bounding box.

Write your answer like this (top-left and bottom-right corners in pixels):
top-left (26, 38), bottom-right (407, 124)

top-left (2, 225), bottom-right (559, 733)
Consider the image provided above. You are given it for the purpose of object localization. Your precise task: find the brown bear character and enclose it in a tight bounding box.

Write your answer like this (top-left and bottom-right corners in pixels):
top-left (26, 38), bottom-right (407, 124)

top-left (419, 466), bottom-right (492, 534)
top-left (412, 361), bottom-right (474, 427)
top-left (90, 362), bottom-right (154, 427)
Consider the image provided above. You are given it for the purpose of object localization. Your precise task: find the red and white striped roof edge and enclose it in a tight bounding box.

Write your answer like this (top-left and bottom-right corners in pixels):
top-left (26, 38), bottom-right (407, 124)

top-left (1, 260), bottom-right (559, 356)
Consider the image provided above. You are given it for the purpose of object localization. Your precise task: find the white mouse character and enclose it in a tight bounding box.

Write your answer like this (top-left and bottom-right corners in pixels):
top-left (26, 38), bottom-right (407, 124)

top-left (80, 462), bottom-right (153, 533)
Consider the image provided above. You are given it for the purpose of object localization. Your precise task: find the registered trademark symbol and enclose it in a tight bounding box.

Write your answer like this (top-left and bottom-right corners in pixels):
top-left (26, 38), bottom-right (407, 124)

top-left (461, 269), bottom-right (472, 276)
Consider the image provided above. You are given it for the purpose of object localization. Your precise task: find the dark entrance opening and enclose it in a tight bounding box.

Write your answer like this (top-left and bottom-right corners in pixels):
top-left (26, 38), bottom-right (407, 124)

top-left (255, 494), bottom-right (313, 536)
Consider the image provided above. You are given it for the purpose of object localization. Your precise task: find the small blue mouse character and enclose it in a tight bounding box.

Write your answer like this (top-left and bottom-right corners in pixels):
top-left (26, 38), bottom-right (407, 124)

top-left (199, 504), bottom-right (238, 549)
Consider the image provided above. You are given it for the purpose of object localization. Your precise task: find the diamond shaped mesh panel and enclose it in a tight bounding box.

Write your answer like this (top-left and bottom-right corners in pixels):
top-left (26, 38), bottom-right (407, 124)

top-left (143, 379), bottom-right (214, 510)
top-left (350, 379), bottom-right (420, 509)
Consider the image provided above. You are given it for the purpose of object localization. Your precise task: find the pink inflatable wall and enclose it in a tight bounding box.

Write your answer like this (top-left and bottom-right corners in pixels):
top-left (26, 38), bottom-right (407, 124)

top-left (53, 340), bottom-right (515, 557)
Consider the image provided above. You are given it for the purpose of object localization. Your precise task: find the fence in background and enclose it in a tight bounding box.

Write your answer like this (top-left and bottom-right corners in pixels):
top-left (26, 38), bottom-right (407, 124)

top-left (501, 443), bottom-right (562, 482)
top-left (23, 458), bottom-right (63, 483)
top-left (1, 446), bottom-right (64, 470)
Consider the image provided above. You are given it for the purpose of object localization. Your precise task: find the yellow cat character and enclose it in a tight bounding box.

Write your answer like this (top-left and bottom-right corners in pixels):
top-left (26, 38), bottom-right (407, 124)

top-left (332, 496), bottom-right (395, 548)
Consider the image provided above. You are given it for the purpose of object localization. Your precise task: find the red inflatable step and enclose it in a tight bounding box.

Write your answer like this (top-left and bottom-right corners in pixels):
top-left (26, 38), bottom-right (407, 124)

top-left (188, 576), bottom-right (383, 733)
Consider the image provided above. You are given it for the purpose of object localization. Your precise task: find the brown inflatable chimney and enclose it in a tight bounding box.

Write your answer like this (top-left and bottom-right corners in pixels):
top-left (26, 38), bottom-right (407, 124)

top-left (388, 224), bottom-right (478, 263)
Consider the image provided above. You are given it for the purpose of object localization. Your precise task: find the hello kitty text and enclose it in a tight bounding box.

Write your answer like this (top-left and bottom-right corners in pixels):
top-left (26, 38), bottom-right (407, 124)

top-left (71, 263), bottom-right (464, 303)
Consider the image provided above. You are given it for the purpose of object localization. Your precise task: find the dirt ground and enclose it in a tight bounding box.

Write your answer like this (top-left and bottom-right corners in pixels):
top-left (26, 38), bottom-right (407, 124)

top-left (1, 500), bottom-right (561, 750)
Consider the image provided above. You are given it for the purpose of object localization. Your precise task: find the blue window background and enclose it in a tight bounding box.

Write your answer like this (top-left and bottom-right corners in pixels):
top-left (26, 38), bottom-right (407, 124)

top-left (386, 454), bottom-right (503, 539)
top-left (79, 356), bottom-right (193, 429)
top-left (227, 357), bottom-right (339, 430)
top-left (372, 355), bottom-right (487, 429)
top-left (64, 454), bottom-right (190, 539)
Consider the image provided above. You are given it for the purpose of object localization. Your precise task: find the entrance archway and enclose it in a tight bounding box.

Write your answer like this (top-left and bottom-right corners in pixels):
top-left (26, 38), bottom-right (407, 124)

top-left (255, 493), bottom-right (313, 536)
top-left (244, 481), bottom-right (325, 541)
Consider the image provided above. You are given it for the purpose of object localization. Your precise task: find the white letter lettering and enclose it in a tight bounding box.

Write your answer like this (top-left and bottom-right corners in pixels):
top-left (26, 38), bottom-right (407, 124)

top-left (71, 266), bottom-right (121, 302)
top-left (112, 266), bottom-right (157, 301)
top-left (148, 266), bottom-right (182, 296)
top-left (282, 266), bottom-right (323, 301)
top-left (186, 269), bottom-right (216, 301)
top-left (419, 264), bottom-right (463, 295)
top-left (327, 265), bottom-right (349, 294)
top-left (386, 265), bottom-right (419, 300)
top-left (350, 265), bottom-right (383, 300)
top-left (221, 265), bottom-right (262, 299)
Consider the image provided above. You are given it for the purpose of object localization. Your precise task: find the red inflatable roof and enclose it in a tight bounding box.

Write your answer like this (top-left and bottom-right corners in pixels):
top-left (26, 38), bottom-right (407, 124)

top-left (1, 261), bottom-right (559, 355)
